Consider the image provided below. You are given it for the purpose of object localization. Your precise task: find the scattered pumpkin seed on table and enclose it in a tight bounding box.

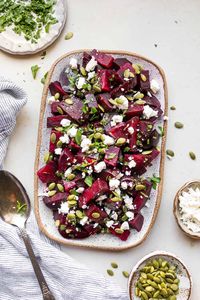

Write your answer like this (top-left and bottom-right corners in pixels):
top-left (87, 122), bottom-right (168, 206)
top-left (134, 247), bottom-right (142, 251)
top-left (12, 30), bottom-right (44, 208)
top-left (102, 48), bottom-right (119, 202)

top-left (107, 269), bottom-right (114, 276)
top-left (174, 121), bottom-right (184, 129)
top-left (111, 262), bottom-right (118, 269)
top-left (170, 105), bottom-right (176, 110)
top-left (122, 271), bottom-right (129, 278)
top-left (65, 32), bottom-right (74, 40)
top-left (189, 151), bottom-right (196, 160)
top-left (166, 149), bottom-right (175, 157)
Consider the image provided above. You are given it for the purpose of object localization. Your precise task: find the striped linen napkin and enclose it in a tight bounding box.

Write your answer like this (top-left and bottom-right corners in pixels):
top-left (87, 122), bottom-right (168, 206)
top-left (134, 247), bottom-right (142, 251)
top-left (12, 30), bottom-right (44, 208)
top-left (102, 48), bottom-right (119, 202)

top-left (0, 77), bottom-right (128, 300)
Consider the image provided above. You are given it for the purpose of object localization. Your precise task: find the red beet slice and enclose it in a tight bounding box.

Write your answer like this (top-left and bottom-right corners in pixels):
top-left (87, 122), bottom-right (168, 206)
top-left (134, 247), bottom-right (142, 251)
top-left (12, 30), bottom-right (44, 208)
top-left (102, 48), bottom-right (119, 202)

top-left (49, 81), bottom-right (67, 97)
top-left (144, 95), bottom-right (161, 109)
top-left (82, 51), bottom-right (92, 68)
top-left (43, 192), bottom-right (68, 209)
top-left (63, 181), bottom-right (76, 192)
top-left (59, 98), bottom-right (83, 123)
top-left (125, 104), bottom-right (144, 118)
top-left (47, 115), bottom-right (69, 128)
top-left (104, 146), bottom-right (120, 167)
top-left (110, 78), bottom-right (137, 98)
top-left (109, 225), bottom-right (130, 241)
top-left (85, 93), bottom-right (98, 108)
top-left (98, 70), bottom-right (111, 92)
top-left (58, 148), bottom-right (74, 172)
top-left (113, 58), bottom-right (132, 70)
top-left (117, 62), bottom-right (135, 79)
top-left (108, 122), bottom-right (126, 139)
top-left (99, 168), bottom-right (120, 180)
top-left (37, 161), bottom-right (58, 183)
top-left (92, 50), bottom-right (114, 68)
top-left (79, 178), bottom-right (109, 207)
top-left (97, 93), bottom-right (113, 111)
top-left (129, 213), bottom-right (144, 232)
top-left (138, 70), bottom-right (150, 92)
top-left (125, 117), bottom-right (139, 150)
top-left (85, 204), bottom-right (107, 222)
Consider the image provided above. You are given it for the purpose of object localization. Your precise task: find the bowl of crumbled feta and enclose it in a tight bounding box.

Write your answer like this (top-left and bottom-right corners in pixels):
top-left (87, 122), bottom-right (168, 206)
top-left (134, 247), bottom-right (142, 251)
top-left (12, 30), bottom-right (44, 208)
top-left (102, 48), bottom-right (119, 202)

top-left (174, 181), bottom-right (200, 239)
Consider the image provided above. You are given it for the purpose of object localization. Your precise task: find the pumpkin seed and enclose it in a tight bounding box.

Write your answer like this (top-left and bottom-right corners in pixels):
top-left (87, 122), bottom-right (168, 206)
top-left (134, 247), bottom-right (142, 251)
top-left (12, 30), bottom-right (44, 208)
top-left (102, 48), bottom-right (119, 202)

top-left (55, 126), bottom-right (63, 132)
top-left (68, 200), bottom-right (77, 207)
top-left (57, 140), bottom-right (62, 148)
top-left (129, 72), bottom-right (135, 78)
top-left (127, 95), bottom-right (134, 101)
top-left (76, 210), bottom-right (83, 218)
top-left (65, 98), bottom-right (73, 105)
top-left (50, 133), bottom-right (56, 144)
top-left (111, 262), bottom-right (118, 269)
top-left (170, 106), bottom-right (176, 110)
top-left (55, 220), bottom-right (60, 227)
top-left (48, 190), bottom-right (56, 197)
top-left (189, 151), bottom-right (196, 160)
top-left (140, 291), bottom-right (148, 300)
top-left (153, 290), bottom-right (160, 297)
top-left (166, 149), bottom-right (175, 157)
top-left (116, 137), bottom-right (126, 146)
top-left (67, 213), bottom-right (76, 220)
top-left (135, 287), bottom-right (140, 296)
top-left (115, 228), bottom-right (124, 234)
top-left (93, 84), bottom-right (101, 92)
top-left (65, 32), bottom-right (73, 40)
top-left (107, 269), bottom-right (114, 276)
top-left (57, 183), bottom-right (64, 192)
top-left (67, 173), bottom-right (76, 180)
top-left (116, 98), bottom-right (124, 105)
top-left (80, 67), bottom-right (87, 76)
top-left (169, 296), bottom-right (177, 300)
top-left (94, 132), bottom-right (102, 139)
top-left (48, 182), bottom-right (56, 190)
top-left (132, 63), bottom-right (143, 74)
top-left (57, 106), bottom-right (64, 114)
top-left (174, 121), bottom-right (183, 129)
top-left (111, 197), bottom-right (121, 202)
top-left (44, 152), bottom-right (50, 163)
top-left (133, 92), bottom-right (144, 99)
top-left (54, 93), bottom-right (60, 100)
top-left (145, 285), bottom-right (154, 292)
top-left (171, 284), bottom-right (178, 291)
top-left (124, 69), bottom-right (130, 78)
top-left (135, 99), bottom-right (146, 105)
top-left (141, 74), bottom-right (147, 81)
top-left (122, 271), bottom-right (129, 278)
top-left (68, 195), bottom-right (76, 201)
top-left (91, 212), bottom-right (100, 219)
top-left (135, 184), bottom-right (146, 191)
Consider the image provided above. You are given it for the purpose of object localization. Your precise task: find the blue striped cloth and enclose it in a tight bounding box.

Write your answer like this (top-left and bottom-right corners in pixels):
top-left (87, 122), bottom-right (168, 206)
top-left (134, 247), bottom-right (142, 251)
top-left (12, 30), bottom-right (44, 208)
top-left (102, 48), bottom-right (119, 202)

top-left (0, 77), bottom-right (128, 300)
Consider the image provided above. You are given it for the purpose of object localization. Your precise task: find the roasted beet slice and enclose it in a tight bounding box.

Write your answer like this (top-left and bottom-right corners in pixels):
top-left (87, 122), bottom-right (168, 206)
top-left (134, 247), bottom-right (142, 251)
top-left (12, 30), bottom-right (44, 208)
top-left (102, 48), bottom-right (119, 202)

top-left (125, 117), bottom-right (139, 150)
top-left (43, 193), bottom-right (68, 209)
top-left (85, 204), bottom-right (107, 222)
top-left (145, 148), bottom-right (160, 166)
top-left (108, 70), bottom-right (124, 86)
top-left (49, 130), bottom-right (62, 152)
top-left (47, 115), bottom-right (69, 128)
top-left (84, 223), bottom-right (101, 235)
top-left (92, 50), bottom-right (114, 68)
top-left (129, 213), bottom-right (144, 231)
top-left (58, 148), bottom-right (74, 172)
top-left (59, 98), bottom-right (83, 123)
top-left (98, 70), bottom-right (111, 92)
top-left (99, 168), bottom-right (120, 180)
top-left (125, 104), bottom-right (144, 118)
top-left (79, 178), bottom-right (109, 207)
top-left (113, 58), bottom-right (132, 70)
top-left (37, 161), bottom-right (58, 183)
top-left (108, 122), bottom-right (126, 139)
top-left (144, 95), bottom-right (161, 109)
top-left (105, 198), bottom-right (123, 211)
top-left (104, 146), bottom-right (120, 167)
top-left (117, 62), bottom-right (135, 79)
top-left (111, 78), bottom-right (137, 98)
top-left (82, 51), bottom-right (92, 68)
top-left (138, 70), bottom-right (150, 92)
top-left (124, 153), bottom-right (146, 170)
top-left (109, 225), bottom-right (130, 241)
top-left (97, 93), bottom-right (113, 111)
top-left (49, 81), bottom-right (67, 97)
top-left (142, 129), bottom-right (160, 149)
top-left (85, 93), bottom-right (98, 108)
top-left (69, 139), bottom-right (81, 152)
top-left (138, 120), bottom-right (153, 138)
top-left (58, 223), bottom-right (90, 239)
top-left (63, 181), bottom-right (76, 192)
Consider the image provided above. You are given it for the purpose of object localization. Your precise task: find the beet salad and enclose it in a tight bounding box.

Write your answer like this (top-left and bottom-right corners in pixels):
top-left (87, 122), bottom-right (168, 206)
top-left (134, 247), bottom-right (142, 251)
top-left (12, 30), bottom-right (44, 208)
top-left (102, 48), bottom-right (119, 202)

top-left (37, 49), bottom-right (163, 241)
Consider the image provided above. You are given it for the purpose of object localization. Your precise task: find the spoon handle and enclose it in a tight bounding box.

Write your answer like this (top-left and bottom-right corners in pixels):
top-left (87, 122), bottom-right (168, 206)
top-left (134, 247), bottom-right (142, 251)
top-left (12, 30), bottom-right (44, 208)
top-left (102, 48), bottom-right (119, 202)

top-left (19, 228), bottom-right (55, 300)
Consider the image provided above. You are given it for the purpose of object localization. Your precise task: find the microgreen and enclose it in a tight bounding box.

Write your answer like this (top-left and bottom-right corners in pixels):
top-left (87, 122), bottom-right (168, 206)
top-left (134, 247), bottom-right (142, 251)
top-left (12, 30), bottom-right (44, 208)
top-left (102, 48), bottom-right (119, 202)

top-left (84, 176), bottom-right (93, 187)
top-left (31, 65), bottom-right (40, 79)
top-left (158, 126), bottom-right (164, 137)
top-left (16, 200), bottom-right (27, 215)
top-left (41, 71), bottom-right (48, 84)
top-left (150, 175), bottom-right (161, 190)
top-left (75, 129), bottom-right (82, 145)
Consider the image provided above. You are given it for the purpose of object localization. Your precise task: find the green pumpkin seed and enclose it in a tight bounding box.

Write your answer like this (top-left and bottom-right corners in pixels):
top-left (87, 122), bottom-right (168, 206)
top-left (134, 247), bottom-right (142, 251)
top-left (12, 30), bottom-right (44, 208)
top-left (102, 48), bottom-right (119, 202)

top-left (166, 149), bottom-right (175, 157)
top-left (132, 63), bottom-right (142, 74)
top-left (80, 67), bottom-right (87, 76)
top-left (141, 74), bottom-right (147, 82)
top-left (135, 287), bottom-right (140, 296)
top-left (48, 190), bottom-right (56, 197)
top-left (57, 106), bottom-right (64, 115)
top-left (171, 284), bottom-right (178, 291)
top-left (153, 276), bottom-right (161, 284)
top-left (170, 106), bottom-right (176, 110)
top-left (91, 212), bottom-right (100, 219)
top-left (50, 133), bottom-right (56, 143)
top-left (48, 182), bottom-right (56, 190)
top-left (169, 296), bottom-right (177, 300)
top-left (57, 183), bottom-right (64, 192)
top-left (94, 132), bottom-right (102, 139)
top-left (54, 93), bottom-right (60, 100)
top-left (145, 285), bottom-right (154, 292)
top-left (55, 220), bottom-right (60, 227)
top-left (107, 269), bottom-right (114, 276)
top-left (135, 184), bottom-right (146, 191)
top-left (65, 32), bottom-right (73, 40)
top-left (115, 228), bottom-right (124, 234)
top-left (129, 72), bottom-right (135, 78)
top-left (55, 126), bottom-right (63, 132)
top-left (135, 99), bottom-right (146, 105)
top-left (166, 272), bottom-right (175, 279)
top-left (161, 288), bottom-right (168, 297)
top-left (44, 152), bottom-right (50, 163)
top-left (111, 262), bottom-right (118, 269)
top-left (67, 194), bottom-right (76, 201)
top-left (116, 137), bottom-right (126, 146)
top-left (174, 121), bottom-right (183, 129)
top-left (68, 200), bottom-right (77, 207)
top-left (140, 291), bottom-right (148, 300)
top-left (76, 210), bottom-right (83, 218)
top-left (124, 69), bottom-right (130, 78)
top-left (189, 151), bottom-right (196, 160)
top-left (133, 92), bottom-right (144, 99)
top-left (116, 98), bottom-right (124, 105)
top-left (67, 213), bottom-right (76, 220)
top-left (57, 140), bottom-right (63, 148)
top-left (65, 98), bottom-right (73, 105)
top-left (111, 197), bottom-right (121, 202)
top-left (67, 173), bottom-right (76, 180)
top-left (122, 271), bottom-right (129, 278)
top-left (93, 84), bottom-right (101, 92)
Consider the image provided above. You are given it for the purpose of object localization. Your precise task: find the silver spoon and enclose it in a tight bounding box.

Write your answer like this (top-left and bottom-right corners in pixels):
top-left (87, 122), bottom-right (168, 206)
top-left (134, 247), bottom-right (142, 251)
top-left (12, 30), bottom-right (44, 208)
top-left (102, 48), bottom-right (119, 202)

top-left (0, 170), bottom-right (55, 300)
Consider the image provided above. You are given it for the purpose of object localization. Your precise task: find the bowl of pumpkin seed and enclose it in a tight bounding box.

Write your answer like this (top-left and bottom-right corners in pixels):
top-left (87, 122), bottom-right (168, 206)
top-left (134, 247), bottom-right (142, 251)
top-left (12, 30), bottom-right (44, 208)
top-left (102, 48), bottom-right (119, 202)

top-left (128, 251), bottom-right (192, 300)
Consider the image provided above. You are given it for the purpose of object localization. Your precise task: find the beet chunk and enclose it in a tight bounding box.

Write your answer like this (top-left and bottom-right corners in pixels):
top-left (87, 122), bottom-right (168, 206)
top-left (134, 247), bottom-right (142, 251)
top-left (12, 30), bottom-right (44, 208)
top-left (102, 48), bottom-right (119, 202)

top-left (117, 62), bottom-right (135, 79)
top-left (99, 70), bottom-right (111, 92)
top-left (79, 178), bottom-right (109, 207)
top-left (104, 146), bottom-right (120, 167)
top-left (49, 130), bottom-right (62, 153)
top-left (138, 70), bottom-right (150, 92)
top-left (37, 161), bottom-right (58, 183)
top-left (92, 50), bottom-right (114, 68)
top-left (110, 78), bottom-right (137, 98)
top-left (47, 115), bottom-right (69, 128)
top-left (108, 122), bottom-right (127, 139)
top-left (109, 225), bottom-right (130, 241)
top-left (113, 58), bottom-right (132, 70)
top-left (63, 181), bottom-right (76, 192)
top-left (97, 93), bottom-right (113, 111)
top-left (43, 193), bottom-right (68, 209)
top-left (85, 204), bottom-right (107, 222)
top-left (49, 81), bottom-right (67, 97)
top-left (85, 93), bottom-right (98, 108)
top-left (82, 52), bottom-right (92, 68)
top-left (129, 213), bottom-right (144, 232)
top-left (59, 98), bottom-right (83, 123)
top-left (125, 104), bottom-right (144, 118)
top-left (58, 148), bottom-right (74, 172)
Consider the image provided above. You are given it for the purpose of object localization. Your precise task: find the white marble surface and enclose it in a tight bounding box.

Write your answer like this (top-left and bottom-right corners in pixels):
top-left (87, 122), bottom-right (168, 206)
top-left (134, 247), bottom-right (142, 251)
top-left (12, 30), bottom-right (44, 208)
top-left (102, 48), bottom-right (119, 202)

top-left (1, 0), bottom-right (200, 298)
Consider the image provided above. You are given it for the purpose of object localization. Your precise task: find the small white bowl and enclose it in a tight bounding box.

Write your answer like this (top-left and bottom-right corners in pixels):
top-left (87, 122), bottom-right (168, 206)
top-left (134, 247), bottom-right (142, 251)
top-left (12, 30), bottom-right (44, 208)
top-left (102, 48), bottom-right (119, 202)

top-left (128, 251), bottom-right (192, 300)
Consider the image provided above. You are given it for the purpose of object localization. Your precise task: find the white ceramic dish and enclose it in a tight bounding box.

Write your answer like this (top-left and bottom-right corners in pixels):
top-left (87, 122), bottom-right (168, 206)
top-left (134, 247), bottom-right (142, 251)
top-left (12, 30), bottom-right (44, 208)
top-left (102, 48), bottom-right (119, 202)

top-left (34, 49), bottom-right (168, 251)
top-left (128, 251), bottom-right (192, 300)
top-left (0, 0), bottom-right (67, 55)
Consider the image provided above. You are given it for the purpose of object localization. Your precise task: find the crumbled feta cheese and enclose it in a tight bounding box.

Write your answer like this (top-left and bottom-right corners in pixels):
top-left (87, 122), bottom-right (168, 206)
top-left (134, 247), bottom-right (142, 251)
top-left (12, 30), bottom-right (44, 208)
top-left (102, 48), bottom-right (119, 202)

top-left (96, 195), bottom-right (107, 201)
top-left (82, 172), bottom-right (86, 178)
top-left (126, 211), bottom-right (134, 221)
top-left (80, 216), bottom-right (88, 226)
top-left (76, 187), bottom-right (85, 193)
top-left (87, 166), bottom-right (93, 175)
top-left (114, 188), bottom-right (121, 196)
top-left (60, 118), bottom-right (71, 127)
top-left (123, 194), bottom-right (134, 209)
top-left (150, 79), bottom-right (160, 94)
top-left (128, 126), bottom-right (134, 134)
top-left (111, 212), bottom-right (118, 221)
top-left (87, 71), bottom-right (95, 80)
top-left (128, 159), bottom-right (136, 169)
top-left (102, 134), bottom-right (115, 145)
top-left (109, 178), bottom-right (120, 190)
top-left (110, 115), bottom-right (123, 127)
top-left (116, 172), bottom-right (124, 179)
top-left (64, 167), bottom-right (72, 177)
top-left (93, 223), bottom-right (99, 228)
top-left (105, 207), bottom-right (111, 215)
top-left (143, 105), bottom-right (158, 119)
top-left (125, 171), bottom-right (131, 176)
top-left (48, 96), bottom-right (56, 104)
top-left (58, 202), bottom-right (69, 214)
top-left (120, 221), bottom-right (129, 231)
top-left (68, 126), bottom-right (78, 138)
top-left (54, 148), bottom-right (62, 155)
top-left (80, 137), bottom-right (91, 152)
top-left (106, 220), bottom-right (114, 228)
top-left (77, 77), bottom-right (86, 89)
top-left (59, 134), bottom-right (70, 144)
top-left (94, 161), bottom-right (106, 173)
top-left (163, 115), bottom-right (168, 121)
top-left (147, 91), bottom-right (152, 97)
top-left (86, 57), bottom-right (97, 72)
top-left (121, 181), bottom-right (128, 190)
top-left (82, 205), bottom-right (87, 209)
top-left (69, 58), bottom-right (78, 69)
top-left (117, 95), bottom-right (129, 110)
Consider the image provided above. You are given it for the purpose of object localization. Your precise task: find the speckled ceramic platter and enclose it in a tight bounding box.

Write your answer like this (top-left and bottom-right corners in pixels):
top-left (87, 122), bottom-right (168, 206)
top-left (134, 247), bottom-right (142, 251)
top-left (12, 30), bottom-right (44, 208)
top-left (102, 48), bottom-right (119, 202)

top-left (128, 251), bottom-right (192, 300)
top-left (0, 0), bottom-right (67, 55)
top-left (34, 49), bottom-right (168, 251)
